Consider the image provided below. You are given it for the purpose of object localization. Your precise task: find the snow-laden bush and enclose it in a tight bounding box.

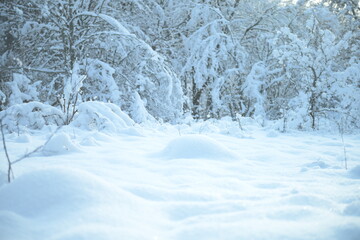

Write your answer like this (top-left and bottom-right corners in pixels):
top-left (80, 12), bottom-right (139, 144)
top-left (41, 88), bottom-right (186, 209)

top-left (0, 73), bottom-right (40, 109)
top-left (60, 63), bottom-right (86, 125)
top-left (7, 73), bottom-right (40, 105)
top-left (70, 101), bottom-right (135, 133)
top-left (181, 7), bottom-right (246, 119)
top-left (0, 102), bottom-right (64, 133)
top-left (0, 101), bottom-right (136, 133)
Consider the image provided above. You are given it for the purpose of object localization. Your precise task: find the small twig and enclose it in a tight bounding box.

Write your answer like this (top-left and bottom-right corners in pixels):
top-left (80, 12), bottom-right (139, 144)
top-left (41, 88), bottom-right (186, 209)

top-left (11, 126), bottom-right (62, 165)
top-left (338, 120), bottom-right (348, 170)
top-left (1, 120), bottom-right (14, 183)
top-left (340, 129), bottom-right (348, 170)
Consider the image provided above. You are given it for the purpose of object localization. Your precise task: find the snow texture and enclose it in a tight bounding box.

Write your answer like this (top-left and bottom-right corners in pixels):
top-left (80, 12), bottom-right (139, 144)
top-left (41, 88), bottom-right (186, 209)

top-left (0, 118), bottom-right (359, 240)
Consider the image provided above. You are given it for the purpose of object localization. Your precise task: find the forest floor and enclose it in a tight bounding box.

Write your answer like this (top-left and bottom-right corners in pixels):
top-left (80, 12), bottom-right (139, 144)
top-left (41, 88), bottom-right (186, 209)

top-left (1, 120), bottom-right (360, 240)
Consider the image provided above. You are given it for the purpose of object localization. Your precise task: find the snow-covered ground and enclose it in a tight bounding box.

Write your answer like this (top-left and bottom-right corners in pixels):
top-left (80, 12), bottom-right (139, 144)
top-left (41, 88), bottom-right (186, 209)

top-left (1, 119), bottom-right (360, 240)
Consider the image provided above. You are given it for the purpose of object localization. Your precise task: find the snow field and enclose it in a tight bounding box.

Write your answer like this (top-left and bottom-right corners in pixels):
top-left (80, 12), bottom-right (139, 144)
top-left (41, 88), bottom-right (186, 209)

top-left (0, 121), bottom-right (360, 240)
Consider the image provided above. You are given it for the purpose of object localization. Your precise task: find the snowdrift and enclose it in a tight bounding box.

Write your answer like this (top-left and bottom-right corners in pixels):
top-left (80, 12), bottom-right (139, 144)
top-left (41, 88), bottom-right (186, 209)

top-left (0, 168), bottom-right (108, 217)
top-left (0, 168), bottom-right (163, 240)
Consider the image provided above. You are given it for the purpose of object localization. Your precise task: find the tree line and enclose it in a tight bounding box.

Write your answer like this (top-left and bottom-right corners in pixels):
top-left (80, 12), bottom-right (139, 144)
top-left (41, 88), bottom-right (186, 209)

top-left (1, 0), bottom-right (359, 130)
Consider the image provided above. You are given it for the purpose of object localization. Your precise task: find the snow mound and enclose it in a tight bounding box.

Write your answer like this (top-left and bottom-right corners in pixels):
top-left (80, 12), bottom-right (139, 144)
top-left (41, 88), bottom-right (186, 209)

top-left (0, 168), bottom-right (116, 217)
top-left (159, 135), bottom-right (238, 160)
top-left (71, 101), bottom-right (135, 133)
top-left (14, 134), bottom-right (31, 143)
top-left (348, 165), bottom-right (360, 179)
top-left (0, 168), bottom-right (163, 240)
top-left (42, 133), bottom-right (80, 155)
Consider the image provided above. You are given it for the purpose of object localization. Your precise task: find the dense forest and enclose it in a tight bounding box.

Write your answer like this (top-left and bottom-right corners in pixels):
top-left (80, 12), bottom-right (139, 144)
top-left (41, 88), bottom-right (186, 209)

top-left (1, 0), bottom-right (359, 131)
top-left (1, 2), bottom-right (360, 238)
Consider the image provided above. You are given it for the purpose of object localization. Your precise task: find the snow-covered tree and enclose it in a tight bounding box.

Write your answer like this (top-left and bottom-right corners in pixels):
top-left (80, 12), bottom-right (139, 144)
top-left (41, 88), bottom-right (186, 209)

top-left (0, 0), bottom-right (184, 122)
top-left (161, 1), bottom-right (248, 119)
top-left (0, 0), bottom-right (114, 105)
top-left (182, 17), bottom-right (246, 118)
top-left (1, 0), bottom-right (359, 129)
top-left (266, 6), bottom-right (359, 129)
